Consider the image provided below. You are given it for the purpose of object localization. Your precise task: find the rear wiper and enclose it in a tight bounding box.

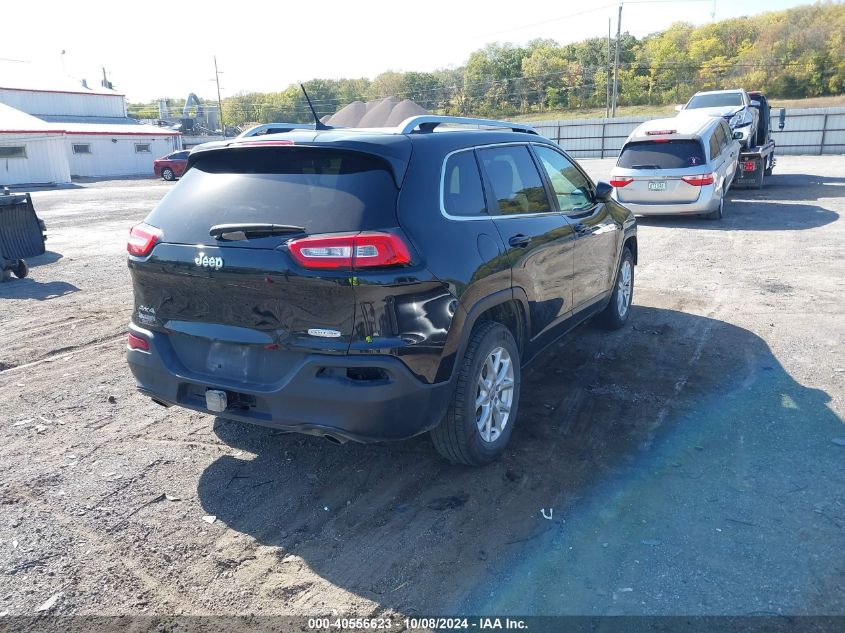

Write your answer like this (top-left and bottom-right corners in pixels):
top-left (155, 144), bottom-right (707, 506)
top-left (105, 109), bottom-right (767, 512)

top-left (630, 164), bottom-right (659, 169)
top-left (209, 223), bottom-right (305, 241)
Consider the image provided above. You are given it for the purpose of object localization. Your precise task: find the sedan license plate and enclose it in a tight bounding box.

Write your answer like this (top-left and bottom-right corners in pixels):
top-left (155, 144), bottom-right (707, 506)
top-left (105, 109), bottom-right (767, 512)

top-left (648, 181), bottom-right (667, 191)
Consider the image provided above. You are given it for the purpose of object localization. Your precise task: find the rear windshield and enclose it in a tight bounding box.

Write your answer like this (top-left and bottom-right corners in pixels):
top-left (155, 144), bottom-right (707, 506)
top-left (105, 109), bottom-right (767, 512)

top-left (145, 147), bottom-right (398, 244)
top-left (686, 93), bottom-right (743, 108)
top-left (617, 140), bottom-right (706, 170)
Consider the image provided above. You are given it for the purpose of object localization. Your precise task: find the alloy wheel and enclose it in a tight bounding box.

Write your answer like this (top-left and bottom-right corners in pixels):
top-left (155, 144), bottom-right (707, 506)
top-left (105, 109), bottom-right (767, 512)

top-left (475, 346), bottom-right (515, 443)
top-left (617, 259), bottom-right (633, 318)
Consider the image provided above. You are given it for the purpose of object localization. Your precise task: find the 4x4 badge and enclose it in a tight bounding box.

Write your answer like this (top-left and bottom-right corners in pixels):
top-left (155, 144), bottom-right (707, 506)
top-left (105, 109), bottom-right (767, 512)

top-left (194, 252), bottom-right (224, 270)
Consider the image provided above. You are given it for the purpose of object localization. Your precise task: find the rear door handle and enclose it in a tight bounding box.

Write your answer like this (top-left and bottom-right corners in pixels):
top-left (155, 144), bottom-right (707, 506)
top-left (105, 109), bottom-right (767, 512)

top-left (508, 234), bottom-right (532, 248)
top-left (574, 223), bottom-right (590, 235)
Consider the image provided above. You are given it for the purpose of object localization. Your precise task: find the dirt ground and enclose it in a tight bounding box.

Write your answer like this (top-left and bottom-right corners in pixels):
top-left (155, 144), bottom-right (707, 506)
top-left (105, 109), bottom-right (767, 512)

top-left (0, 156), bottom-right (843, 618)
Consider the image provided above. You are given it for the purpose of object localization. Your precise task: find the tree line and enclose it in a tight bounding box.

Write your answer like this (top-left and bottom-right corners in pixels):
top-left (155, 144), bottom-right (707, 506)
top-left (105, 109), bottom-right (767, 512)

top-left (128, 2), bottom-right (845, 127)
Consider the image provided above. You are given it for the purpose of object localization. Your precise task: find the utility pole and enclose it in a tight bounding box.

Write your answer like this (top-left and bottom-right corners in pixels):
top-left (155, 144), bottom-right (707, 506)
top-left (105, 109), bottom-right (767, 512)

top-left (606, 18), bottom-right (611, 118)
top-left (612, 3), bottom-right (622, 117)
top-left (213, 55), bottom-right (225, 137)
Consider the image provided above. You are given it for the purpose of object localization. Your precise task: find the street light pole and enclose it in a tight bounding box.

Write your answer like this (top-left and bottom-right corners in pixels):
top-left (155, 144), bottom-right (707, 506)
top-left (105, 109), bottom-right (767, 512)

top-left (214, 55), bottom-right (225, 137)
top-left (612, 3), bottom-right (622, 117)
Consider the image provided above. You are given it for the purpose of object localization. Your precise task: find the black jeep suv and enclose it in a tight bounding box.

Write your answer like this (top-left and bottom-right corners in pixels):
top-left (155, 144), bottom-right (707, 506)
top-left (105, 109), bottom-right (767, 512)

top-left (126, 116), bottom-right (637, 465)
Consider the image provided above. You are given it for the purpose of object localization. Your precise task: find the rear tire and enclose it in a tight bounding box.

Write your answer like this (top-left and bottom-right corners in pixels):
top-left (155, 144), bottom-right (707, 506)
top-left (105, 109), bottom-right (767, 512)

top-left (704, 195), bottom-right (724, 221)
top-left (597, 246), bottom-right (634, 330)
top-left (162, 168), bottom-right (175, 181)
top-left (11, 259), bottom-right (28, 279)
top-left (430, 321), bottom-right (521, 466)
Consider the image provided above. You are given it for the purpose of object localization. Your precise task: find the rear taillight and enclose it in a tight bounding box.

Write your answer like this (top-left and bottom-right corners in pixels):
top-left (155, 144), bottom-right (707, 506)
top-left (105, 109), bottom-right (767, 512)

top-left (127, 332), bottom-right (149, 351)
top-left (681, 173), bottom-right (714, 186)
top-left (127, 222), bottom-right (162, 256)
top-left (609, 177), bottom-right (634, 188)
top-left (288, 232), bottom-right (412, 270)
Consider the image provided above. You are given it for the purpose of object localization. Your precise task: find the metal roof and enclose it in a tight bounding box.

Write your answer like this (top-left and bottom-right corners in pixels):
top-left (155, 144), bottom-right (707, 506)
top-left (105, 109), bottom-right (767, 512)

top-left (40, 115), bottom-right (138, 125)
top-left (0, 103), bottom-right (64, 134)
top-left (57, 121), bottom-right (180, 136)
top-left (0, 104), bottom-right (180, 137)
top-left (38, 115), bottom-right (180, 136)
top-left (0, 61), bottom-right (123, 97)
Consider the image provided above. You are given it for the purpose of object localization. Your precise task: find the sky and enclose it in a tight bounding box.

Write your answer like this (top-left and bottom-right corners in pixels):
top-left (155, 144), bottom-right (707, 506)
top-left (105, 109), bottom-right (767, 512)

top-left (0, 0), bottom-right (825, 104)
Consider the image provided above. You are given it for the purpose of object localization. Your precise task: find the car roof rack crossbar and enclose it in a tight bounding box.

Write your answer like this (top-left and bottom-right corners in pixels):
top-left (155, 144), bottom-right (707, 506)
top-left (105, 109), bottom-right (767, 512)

top-left (238, 122), bottom-right (317, 137)
top-left (397, 115), bottom-right (537, 135)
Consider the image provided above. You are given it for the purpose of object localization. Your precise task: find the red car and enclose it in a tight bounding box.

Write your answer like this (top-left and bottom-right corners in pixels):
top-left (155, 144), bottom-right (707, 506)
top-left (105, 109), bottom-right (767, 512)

top-left (153, 150), bottom-right (190, 181)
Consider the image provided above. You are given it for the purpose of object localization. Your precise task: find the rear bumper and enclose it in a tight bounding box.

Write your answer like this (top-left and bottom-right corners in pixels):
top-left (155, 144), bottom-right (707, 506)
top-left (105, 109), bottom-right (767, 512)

top-left (126, 323), bottom-right (452, 443)
top-left (615, 192), bottom-right (720, 216)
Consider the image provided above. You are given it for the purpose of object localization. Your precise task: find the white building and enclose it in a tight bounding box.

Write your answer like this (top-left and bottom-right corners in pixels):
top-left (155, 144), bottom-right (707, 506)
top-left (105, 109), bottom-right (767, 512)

top-left (0, 64), bottom-right (180, 185)
top-left (0, 103), bottom-right (70, 185)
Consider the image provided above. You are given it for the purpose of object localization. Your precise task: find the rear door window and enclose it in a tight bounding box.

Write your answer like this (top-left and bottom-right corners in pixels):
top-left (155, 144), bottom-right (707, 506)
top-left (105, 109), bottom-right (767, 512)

top-left (715, 123), bottom-right (728, 151)
top-left (617, 140), bottom-right (707, 170)
top-left (442, 150), bottom-right (487, 217)
top-left (720, 121), bottom-right (732, 146)
top-left (709, 133), bottom-right (721, 160)
top-left (145, 147), bottom-right (399, 245)
top-left (478, 145), bottom-right (551, 215)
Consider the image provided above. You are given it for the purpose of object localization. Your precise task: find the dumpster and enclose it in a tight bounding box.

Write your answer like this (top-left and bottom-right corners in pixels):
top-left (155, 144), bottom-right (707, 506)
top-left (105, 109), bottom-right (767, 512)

top-left (0, 187), bottom-right (46, 281)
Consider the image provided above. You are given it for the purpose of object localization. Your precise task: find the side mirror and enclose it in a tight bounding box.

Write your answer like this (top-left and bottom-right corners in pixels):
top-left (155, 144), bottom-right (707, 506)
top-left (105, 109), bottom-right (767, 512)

top-left (732, 131), bottom-right (744, 140)
top-left (750, 100), bottom-right (761, 108)
top-left (674, 104), bottom-right (684, 112)
top-left (778, 108), bottom-right (786, 130)
top-left (595, 181), bottom-right (613, 202)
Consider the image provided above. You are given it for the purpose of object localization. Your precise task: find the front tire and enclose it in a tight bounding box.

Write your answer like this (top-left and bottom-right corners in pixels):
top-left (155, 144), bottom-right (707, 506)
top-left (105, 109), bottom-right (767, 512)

top-left (431, 321), bottom-right (521, 466)
top-left (597, 246), bottom-right (634, 330)
top-left (162, 168), bottom-right (175, 181)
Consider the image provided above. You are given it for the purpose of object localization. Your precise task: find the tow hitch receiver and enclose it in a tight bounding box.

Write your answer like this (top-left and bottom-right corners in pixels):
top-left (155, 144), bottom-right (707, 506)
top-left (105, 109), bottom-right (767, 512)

top-left (205, 389), bottom-right (228, 412)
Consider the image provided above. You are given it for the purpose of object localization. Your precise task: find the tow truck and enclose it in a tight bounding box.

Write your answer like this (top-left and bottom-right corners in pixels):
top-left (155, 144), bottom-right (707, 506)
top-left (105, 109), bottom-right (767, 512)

top-left (732, 92), bottom-right (786, 189)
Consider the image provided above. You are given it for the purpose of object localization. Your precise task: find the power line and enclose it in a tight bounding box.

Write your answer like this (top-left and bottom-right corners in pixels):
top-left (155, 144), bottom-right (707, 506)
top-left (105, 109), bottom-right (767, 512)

top-left (479, 4), bottom-right (618, 37)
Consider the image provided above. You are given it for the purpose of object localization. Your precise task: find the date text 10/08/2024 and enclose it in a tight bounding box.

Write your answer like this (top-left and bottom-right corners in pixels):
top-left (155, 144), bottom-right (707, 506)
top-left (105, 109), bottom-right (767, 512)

top-left (307, 617), bottom-right (529, 630)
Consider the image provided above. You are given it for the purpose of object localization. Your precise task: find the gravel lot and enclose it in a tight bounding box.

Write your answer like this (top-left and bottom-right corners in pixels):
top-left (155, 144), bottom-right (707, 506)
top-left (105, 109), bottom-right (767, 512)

top-left (0, 156), bottom-right (843, 618)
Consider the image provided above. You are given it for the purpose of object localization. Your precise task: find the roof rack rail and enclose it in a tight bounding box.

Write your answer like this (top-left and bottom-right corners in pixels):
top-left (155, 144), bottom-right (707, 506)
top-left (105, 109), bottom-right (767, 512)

top-left (237, 122), bottom-right (317, 138)
top-left (397, 115), bottom-right (537, 135)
